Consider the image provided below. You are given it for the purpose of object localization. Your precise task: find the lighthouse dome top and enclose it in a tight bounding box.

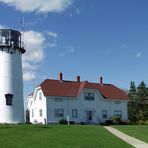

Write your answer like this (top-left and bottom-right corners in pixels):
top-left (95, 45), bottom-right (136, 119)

top-left (0, 29), bottom-right (25, 53)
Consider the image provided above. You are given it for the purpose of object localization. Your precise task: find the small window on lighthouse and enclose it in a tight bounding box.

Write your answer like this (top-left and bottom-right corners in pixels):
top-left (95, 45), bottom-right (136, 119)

top-left (5, 94), bottom-right (13, 106)
top-left (10, 51), bottom-right (14, 54)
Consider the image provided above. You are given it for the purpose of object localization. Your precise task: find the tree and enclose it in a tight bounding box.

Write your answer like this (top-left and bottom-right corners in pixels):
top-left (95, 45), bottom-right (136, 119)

top-left (137, 81), bottom-right (147, 120)
top-left (128, 81), bottom-right (148, 122)
top-left (128, 81), bottom-right (138, 122)
top-left (137, 81), bottom-right (147, 101)
top-left (128, 81), bottom-right (137, 101)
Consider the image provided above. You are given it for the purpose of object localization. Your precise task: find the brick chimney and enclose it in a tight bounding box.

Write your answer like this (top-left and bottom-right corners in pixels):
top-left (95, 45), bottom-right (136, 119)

top-left (59, 72), bottom-right (63, 81)
top-left (76, 76), bottom-right (80, 82)
top-left (100, 76), bottom-right (103, 85)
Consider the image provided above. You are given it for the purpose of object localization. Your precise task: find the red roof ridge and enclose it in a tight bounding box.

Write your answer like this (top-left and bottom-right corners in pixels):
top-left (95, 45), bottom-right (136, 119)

top-left (28, 78), bottom-right (129, 100)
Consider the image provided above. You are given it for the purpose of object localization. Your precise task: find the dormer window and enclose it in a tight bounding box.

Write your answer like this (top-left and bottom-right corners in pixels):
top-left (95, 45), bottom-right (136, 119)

top-left (84, 92), bottom-right (94, 101)
top-left (5, 94), bottom-right (13, 106)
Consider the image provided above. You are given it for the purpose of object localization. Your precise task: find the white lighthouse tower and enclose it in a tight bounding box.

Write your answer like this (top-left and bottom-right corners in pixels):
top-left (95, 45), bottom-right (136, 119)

top-left (0, 29), bottom-right (25, 123)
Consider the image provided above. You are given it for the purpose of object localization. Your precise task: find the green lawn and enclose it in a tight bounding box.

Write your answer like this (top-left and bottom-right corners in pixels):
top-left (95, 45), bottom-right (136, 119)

top-left (0, 125), bottom-right (133, 148)
top-left (113, 125), bottom-right (148, 143)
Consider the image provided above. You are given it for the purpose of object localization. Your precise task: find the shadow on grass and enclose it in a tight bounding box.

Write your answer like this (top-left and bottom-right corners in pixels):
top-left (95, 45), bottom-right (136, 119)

top-left (0, 124), bottom-right (53, 130)
top-left (32, 125), bottom-right (53, 129)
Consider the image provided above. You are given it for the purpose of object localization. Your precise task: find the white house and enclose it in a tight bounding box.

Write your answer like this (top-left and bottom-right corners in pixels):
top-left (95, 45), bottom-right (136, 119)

top-left (27, 73), bottom-right (129, 124)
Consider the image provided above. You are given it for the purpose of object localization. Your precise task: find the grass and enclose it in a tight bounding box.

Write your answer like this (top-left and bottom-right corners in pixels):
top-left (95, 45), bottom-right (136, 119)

top-left (112, 125), bottom-right (148, 143)
top-left (0, 125), bottom-right (133, 148)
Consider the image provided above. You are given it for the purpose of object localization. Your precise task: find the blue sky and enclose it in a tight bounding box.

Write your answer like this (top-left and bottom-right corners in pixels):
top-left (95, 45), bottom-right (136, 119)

top-left (0, 0), bottom-right (148, 97)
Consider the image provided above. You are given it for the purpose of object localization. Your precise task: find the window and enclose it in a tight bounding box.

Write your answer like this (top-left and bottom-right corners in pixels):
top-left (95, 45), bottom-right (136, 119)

top-left (72, 109), bottom-right (78, 118)
top-left (114, 111), bottom-right (122, 117)
top-left (54, 98), bottom-right (63, 102)
top-left (54, 109), bottom-right (64, 117)
top-left (102, 110), bottom-right (107, 118)
top-left (10, 51), bottom-right (14, 54)
top-left (84, 92), bottom-right (94, 101)
top-left (39, 92), bottom-right (42, 100)
top-left (32, 109), bottom-right (34, 118)
top-left (39, 109), bottom-right (42, 117)
top-left (84, 92), bottom-right (89, 100)
top-left (5, 94), bottom-right (13, 106)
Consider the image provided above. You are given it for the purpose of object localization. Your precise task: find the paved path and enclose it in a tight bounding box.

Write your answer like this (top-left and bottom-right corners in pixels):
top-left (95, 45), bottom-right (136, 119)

top-left (104, 126), bottom-right (148, 148)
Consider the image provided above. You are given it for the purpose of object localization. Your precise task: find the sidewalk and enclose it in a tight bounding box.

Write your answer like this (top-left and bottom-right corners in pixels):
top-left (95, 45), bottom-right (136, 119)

top-left (104, 126), bottom-right (148, 148)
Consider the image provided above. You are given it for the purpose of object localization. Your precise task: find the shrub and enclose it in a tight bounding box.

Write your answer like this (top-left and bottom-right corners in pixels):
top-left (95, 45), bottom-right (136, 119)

top-left (111, 116), bottom-right (121, 125)
top-left (100, 122), bottom-right (106, 126)
top-left (80, 122), bottom-right (85, 125)
top-left (136, 120), bottom-right (145, 125)
top-left (105, 120), bottom-right (113, 125)
top-left (59, 119), bottom-right (68, 125)
top-left (69, 121), bottom-right (75, 125)
top-left (121, 120), bottom-right (130, 125)
top-left (127, 120), bottom-right (134, 125)
top-left (144, 120), bottom-right (148, 125)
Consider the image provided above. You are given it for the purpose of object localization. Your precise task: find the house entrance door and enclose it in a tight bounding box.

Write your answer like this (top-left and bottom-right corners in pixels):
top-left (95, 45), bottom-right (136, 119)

top-left (87, 111), bottom-right (93, 121)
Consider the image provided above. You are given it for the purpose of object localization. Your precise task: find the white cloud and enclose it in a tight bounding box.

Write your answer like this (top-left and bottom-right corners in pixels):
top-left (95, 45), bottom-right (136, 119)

top-left (22, 30), bottom-right (58, 81)
top-left (136, 52), bottom-right (142, 58)
top-left (69, 8), bottom-right (80, 17)
top-left (22, 62), bottom-right (37, 71)
top-left (46, 31), bottom-right (58, 48)
top-left (22, 30), bottom-right (46, 81)
top-left (47, 31), bottom-right (58, 39)
top-left (23, 72), bottom-right (36, 81)
top-left (0, 0), bottom-right (73, 13)
top-left (23, 30), bottom-right (45, 63)
top-left (58, 47), bottom-right (75, 57)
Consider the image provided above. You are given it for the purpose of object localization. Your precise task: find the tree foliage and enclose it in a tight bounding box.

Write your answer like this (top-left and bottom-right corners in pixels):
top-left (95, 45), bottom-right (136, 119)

top-left (128, 81), bottom-right (148, 122)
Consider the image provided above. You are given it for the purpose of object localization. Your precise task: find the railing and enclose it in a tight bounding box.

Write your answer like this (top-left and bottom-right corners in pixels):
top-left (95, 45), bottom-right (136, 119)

top-left (0, 41), bottom-right (26, 49)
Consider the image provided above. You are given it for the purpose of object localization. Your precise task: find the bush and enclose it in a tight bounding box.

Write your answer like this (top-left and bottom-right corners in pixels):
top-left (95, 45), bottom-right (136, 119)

top-left (69, 121), bottom-right (75, 125)
top-left (121, 120), bottom-right (130, 125)
top-left (136, 120), bottom-right (145, 125)
top-left (144, 120), bottom-right (148, 125)
top-left (105, 120), bottom-right (113, 125)
top-left (111, 116), bottom-right (121, 125)
top-left (100, 122), bottom-right (106, 126)
top-left (80, 122), bottom-right (85, 125)
top-left (127, 120), bottom-right (135, 125)
top-left (59, 119), bottom-right (68, 125)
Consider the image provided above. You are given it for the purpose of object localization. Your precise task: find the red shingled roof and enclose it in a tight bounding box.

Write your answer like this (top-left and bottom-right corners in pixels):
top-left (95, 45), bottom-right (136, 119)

top-left (40, 79), bottom-right (129, 100)
top-left (83, 82), bottom-right (129, 100)
top-left (41, 79), bottom-right (81, 97)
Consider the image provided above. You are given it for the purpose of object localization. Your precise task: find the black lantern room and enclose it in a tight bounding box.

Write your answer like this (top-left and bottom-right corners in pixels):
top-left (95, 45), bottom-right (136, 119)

top-left (0, 29), bottom-right (25, 53)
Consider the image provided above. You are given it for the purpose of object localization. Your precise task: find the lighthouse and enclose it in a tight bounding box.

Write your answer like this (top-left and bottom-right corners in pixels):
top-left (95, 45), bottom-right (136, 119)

top-left (0, 29), bottom-right (25, 123)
